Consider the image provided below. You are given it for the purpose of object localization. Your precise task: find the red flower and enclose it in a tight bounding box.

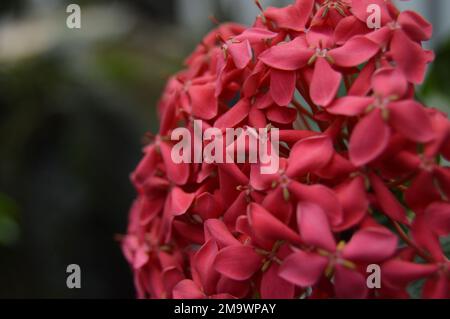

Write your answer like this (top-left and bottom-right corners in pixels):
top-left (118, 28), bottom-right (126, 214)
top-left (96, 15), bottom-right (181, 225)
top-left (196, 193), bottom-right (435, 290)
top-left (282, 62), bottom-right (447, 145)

top-left (279, 202), bottom-right (397, 298)
top-left (123, 0), bottom-right (450, 299)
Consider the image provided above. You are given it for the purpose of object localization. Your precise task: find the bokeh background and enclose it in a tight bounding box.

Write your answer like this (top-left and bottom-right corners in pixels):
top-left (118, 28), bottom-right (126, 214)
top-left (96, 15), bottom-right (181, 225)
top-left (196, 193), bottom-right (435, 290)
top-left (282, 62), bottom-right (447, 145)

top-left (0, 0), bottom-right (449, 298)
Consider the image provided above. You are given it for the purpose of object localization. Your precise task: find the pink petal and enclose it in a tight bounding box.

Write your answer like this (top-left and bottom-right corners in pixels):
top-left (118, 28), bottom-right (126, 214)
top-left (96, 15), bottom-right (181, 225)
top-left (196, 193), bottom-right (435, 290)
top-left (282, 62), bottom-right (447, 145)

top-left (228, 40), bottom-right (252, 69)
top-left (329, 36), bottom-right (379, 67)
top-left (248, 203), bottom-right (302, 244)
top-left (267, 105), bottom-right (298, 124)
top-left (171, 187), bottom-right (195, 216)
top-left (270, 70), bottom-right (296, 106)
top-left (286, 135), bottom-right (334, 177)
top-left (297, 201), bottom-right (336, 252)
top-left (173, 279), bottom-right (205, 299)
top-left (234, 28), bottom-right (278, 43)
top-left (405, 171), bottom-right (442, 213)
top-left (248, 107), bottom-right (267, 128)
top-left (160, 142), bottom-right (190, 185)
top-left (423, 276), bottom-right (450, 299)
top-left (193, 192), bottom-right (222, 220)
top-left (390, 30), bottom-right (429, 84)
top-left (349, 59), bottom-right (376, 96)
top-left (310, 57), bottom-right (342, 106)
top-left (214, 245), bottom-right (262, 281)
top-left (162, 267), bottom-right (185, 298)
top-left (261, 264), bottom-right (295, 299)
top-left (131, 145), bottom-right (159, 187)
top-left (173, 220), bottom-right (204, 244)
top-left (223, 191), bottom-right (248, 227)
top-left (334, 176), bottom-right (369, 231)
top-left (194, 240), bottom-right (219, 295)
top-left (214, 98), bottom-right (250, 129)
top-left (411, 215), bottom-right (444, 262)
top-left (204, 219), bottom-right (241, 248)
top-left (189, 83), bottom-right (218, 120)
top-left (133, 247), bottom-right (149, 269)
top-left (369, 173), bottom-right (409, 224)
top-left (398, 10), bottom-right (433, 42)
top-left (349, 109), bottom-right (390, 166)
top-left (259, 37), bottom-right (312, 71)
top-left (425, 202), bottom-right (450, 236)
top-left (210, 293), bottom-right (237, 299)
top-left (279, 130), bottom-right (318, 145)
top-left (279, 250), bottom-right (328, 287)
top-left (334, 265), bottom-right (368, 299)
top-left (334, 16), bottom-right (369, 45)
top-left (343, 227), bottom-right (397, 263)
top-left (264, 0), bottom-right (313, 31)
top-left (306, 25), bottom-right (335, 49)
top-left (388, 100), bottom-right (435, 143)
top-left (216, 276), bottom-right (249, 298)
top-left (289, 181), bottom-right (343, 227)
top-left (326, 96), bottom-right (373, 116)
top-left (262, 187), bottom-right (293, 224)
top-left (382, 260), bottom-right (438, 288)
top-left (372, 67), bottom-right (408, 98)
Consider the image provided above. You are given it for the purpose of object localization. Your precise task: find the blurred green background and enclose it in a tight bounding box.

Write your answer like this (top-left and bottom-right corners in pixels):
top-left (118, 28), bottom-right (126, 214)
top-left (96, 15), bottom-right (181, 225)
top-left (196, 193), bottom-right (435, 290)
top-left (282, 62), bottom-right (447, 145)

top-left (0, 0), bottom-right (448, 298)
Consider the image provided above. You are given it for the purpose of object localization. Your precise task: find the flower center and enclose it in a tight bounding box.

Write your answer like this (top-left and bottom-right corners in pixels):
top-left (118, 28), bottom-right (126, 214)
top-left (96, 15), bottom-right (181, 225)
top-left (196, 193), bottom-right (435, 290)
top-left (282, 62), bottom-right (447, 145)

top-left (315, 47), bottom-right (328, 58)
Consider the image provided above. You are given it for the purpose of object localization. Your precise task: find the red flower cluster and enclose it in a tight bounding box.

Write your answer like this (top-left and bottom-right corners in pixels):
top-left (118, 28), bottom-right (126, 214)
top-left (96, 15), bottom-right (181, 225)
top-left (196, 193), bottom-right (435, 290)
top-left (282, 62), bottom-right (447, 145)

top-left (122, 0), bottom-right (450, 299)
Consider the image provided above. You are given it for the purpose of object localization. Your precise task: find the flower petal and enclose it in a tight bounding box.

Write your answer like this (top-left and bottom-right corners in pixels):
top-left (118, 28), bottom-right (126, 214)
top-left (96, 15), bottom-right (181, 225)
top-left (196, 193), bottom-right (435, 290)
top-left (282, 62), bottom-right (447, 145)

top-left (259, 37), bottom-right (312, 71)
top-left (334, 176), bottom-right (369, 231)
top-left (398, 10), bottom-right (433, 42)
top-left (297, 201), bottom-right (336, 251)
top-left (372, 67), bottom-right (408, 98)
top-left (194, 240), bottom-right (220, 295)
top-left (390, 30), bottom-right (429, 84)
top-left (173, 279), bottom-right (205, 299)
top-left (228, 40), bottom-right (252, 69)
top-left (289, 181), bottom-right (343, 228)
top-left (248, 203), bottom-right (302, 244)
top-left (270, 70), bottom-right (296, 106)
top-left (388, 100), bottom-right (435, 143)
top-left (204, 219), bottom-right (241, 248)
top-left (425, 202), bottom-right (450, 236)
top-left (214, 245), bottom-right (262, 281)
top-left (310, 57), bottom-right (342, 106)
top-left (329, 36), bottom-right (379, 67)
top-left (279, 251), bottom-right (328, 287)
top-left (264, 0), bottom-right (314, 31)
top-left (189, 83), bottom-right (218, 120)
top-left (261, 264), bottom-right (295, 299)
top-left (382, 260), bottom-right (438, 288)
top-left (343, 227), bottom-right (397, 263)
top-left (369, 173), bottom-right (409, 224)
top-left (214, 98), bottom-right (250, 129)
top-left (334, 265), bottom-right (368, 299)
top-left (349, 109), bottom-right (390, 166)
top-left (326, 96), bottom-right (374, 116)
top-left (287, 135), bottom-right (334, 177)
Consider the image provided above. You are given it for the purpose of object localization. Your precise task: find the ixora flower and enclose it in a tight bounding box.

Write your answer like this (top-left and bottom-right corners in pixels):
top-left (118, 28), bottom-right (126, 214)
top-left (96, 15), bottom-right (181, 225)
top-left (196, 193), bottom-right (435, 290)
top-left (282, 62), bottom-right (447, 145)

top-left (122, 0), bottom-right (450, 299)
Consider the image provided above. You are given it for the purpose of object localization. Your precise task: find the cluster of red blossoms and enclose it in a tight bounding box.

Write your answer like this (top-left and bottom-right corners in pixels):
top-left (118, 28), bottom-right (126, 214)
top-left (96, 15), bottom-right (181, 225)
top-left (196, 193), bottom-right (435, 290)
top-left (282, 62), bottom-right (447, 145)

top-left (122, 0), bottom-right (450, 299)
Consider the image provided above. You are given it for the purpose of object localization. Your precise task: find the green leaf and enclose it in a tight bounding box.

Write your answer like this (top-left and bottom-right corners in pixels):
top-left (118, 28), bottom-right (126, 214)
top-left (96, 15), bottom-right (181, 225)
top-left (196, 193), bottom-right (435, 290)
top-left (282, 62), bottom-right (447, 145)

top-left (0, 193), bottom-right (20, 246)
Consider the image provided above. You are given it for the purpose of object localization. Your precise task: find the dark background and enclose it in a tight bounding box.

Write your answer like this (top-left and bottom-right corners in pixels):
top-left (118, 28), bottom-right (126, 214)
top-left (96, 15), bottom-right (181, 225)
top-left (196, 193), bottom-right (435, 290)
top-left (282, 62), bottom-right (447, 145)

top-left (0, 0), bottom-right (448, 298)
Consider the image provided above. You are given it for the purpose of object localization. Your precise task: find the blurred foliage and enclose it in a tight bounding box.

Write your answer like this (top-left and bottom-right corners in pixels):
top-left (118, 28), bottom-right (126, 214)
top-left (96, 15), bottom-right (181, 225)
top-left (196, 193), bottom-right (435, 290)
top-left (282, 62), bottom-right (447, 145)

top-left (421, 39), bottom-right (450, 114)
top-left (0, 1), bottom-right (188, 298)
top-left (0, 193), bottom-right (19, 246)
